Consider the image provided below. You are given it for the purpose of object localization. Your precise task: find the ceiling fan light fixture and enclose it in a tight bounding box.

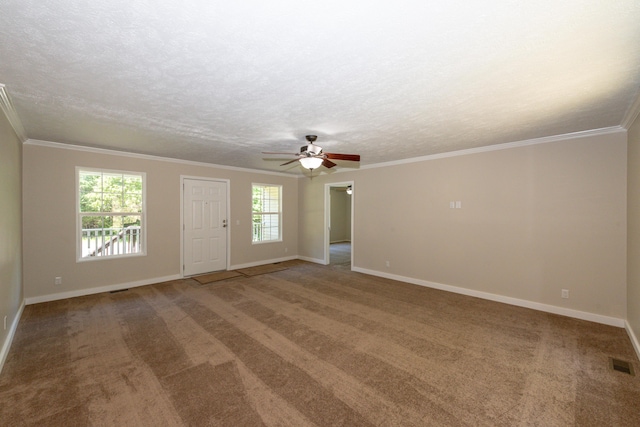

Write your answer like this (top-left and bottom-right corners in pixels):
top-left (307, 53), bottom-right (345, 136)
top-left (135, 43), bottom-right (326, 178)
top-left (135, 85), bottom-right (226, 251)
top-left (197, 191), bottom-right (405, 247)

top-left (299, 156), bottom-right (323, 170)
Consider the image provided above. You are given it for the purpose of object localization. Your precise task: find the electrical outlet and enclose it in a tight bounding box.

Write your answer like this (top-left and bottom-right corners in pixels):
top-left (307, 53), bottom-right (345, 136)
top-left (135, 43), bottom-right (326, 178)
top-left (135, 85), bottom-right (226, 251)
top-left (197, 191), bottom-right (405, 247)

top-left (561, 289), bottom-right (569, 299)
top-left (385, 260), bottom-right (390, 268)
top-left (54, 276), bottom-right (62, 286)
top-left (285, 247), bottom-right (288, 253)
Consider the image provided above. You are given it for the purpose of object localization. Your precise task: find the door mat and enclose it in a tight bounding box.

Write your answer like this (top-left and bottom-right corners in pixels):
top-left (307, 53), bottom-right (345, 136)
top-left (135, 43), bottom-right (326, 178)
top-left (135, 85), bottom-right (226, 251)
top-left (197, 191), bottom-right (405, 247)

top-left (193, 270), bottom-right (244, 284)
top-left (235, 264), bottom-right (288, 277)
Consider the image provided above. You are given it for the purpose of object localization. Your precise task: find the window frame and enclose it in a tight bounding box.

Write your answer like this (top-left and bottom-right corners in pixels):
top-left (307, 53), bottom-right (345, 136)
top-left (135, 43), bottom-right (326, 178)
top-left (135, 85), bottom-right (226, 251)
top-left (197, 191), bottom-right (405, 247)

top-left (76, 166), bottom-right (147, 262)
top-left (251, 183), bottom-right (282, 244)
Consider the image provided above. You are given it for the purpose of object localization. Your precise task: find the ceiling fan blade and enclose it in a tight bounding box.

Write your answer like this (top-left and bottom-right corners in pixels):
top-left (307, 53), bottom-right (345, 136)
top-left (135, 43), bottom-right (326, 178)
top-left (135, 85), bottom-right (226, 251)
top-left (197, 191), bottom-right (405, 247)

top-left (280, 158), bottom-right (300, 166)
top-left (263, 151), bottom-right (298, 155)
top-left (325, 153), bottom-right (360, 162)
top-left (322, 159), bottom-right (337, 169)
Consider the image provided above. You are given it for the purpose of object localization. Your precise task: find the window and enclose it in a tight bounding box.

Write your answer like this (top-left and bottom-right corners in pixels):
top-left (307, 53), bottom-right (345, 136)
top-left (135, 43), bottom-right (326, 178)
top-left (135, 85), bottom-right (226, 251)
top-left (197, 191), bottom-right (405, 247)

top-left (77, 168), bottom-right (145, 260)
top-left (252, 184), bottom-right (281, 243)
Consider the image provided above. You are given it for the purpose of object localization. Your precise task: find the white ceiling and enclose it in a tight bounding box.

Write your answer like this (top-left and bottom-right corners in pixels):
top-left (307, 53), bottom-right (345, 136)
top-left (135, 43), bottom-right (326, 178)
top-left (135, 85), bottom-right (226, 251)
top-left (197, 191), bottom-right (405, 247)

top-left (1, 1), bottom-right (640, 174)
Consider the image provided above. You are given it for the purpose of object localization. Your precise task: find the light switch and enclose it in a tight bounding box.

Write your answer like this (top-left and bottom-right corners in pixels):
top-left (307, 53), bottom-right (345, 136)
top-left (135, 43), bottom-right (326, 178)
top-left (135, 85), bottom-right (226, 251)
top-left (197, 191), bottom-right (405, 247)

top-left (455, 201), bottom-right (462, 209)
top-left (450, 201), bottom-right (455, 209)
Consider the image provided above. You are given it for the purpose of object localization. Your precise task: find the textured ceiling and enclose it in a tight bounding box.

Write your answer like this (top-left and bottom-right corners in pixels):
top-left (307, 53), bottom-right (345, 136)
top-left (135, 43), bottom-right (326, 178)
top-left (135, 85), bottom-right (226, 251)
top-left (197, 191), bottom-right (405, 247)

top-left (1, 1), bottom-right (640, 173)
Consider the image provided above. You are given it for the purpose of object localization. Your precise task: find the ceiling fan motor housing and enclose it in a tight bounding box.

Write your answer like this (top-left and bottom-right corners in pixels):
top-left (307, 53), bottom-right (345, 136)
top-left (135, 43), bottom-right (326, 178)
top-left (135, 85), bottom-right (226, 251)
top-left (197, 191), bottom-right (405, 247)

top-left (301, 143), bottom-right (323, 156)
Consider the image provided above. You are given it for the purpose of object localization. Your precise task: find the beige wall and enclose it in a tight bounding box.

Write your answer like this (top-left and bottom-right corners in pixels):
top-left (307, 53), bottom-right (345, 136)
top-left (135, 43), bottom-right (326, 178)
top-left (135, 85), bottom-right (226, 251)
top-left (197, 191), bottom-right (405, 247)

top-left (330, 188), bottom-right (351, 242)
top-left (17, 127), bottom-right (632, 324)
top-left (0, 110), bottom-right (23, 364)
top-left (300, 131), bottom-right (627, 320)
top-left (628, 114), bottom-right (640, 348)
top-left (22, 143), bottom-right (298, 300)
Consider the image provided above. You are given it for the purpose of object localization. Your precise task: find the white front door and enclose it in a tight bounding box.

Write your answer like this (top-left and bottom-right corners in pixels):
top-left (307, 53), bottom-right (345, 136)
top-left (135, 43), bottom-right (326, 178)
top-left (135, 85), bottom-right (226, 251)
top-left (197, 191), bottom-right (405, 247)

top-left (183, 179), bottom-right (228, 276)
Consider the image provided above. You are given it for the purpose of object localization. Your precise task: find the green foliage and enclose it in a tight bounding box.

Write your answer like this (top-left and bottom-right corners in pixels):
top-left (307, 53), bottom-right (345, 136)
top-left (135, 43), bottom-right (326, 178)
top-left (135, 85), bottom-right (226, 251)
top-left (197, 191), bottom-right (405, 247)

top-left (252, 185), bottom-right (279, 214)
top-left (79, 170), bottom-right (142, 231)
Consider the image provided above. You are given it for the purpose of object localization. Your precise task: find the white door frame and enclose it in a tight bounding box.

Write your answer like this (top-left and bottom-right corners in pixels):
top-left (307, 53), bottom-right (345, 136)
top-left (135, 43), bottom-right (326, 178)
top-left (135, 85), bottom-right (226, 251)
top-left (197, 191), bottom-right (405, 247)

top-left (180, 175), bottom-right (231, 277)
top-left (324, 181), bottom-right (355, 267)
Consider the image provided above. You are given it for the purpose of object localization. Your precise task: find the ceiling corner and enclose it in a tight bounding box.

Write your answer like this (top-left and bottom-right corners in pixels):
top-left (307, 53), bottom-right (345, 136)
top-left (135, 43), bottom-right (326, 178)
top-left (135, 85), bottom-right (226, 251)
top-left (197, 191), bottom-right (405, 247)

top-left (621, 88), bottom-right (640, 129)
top-left (0, 84), bottom-right (28, 142)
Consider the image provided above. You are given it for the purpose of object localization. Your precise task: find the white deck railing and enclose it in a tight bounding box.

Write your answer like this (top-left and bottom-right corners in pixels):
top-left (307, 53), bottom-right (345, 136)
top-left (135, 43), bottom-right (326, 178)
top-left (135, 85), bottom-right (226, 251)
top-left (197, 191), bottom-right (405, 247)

top-left (82, 226), bottom-right (141, 257)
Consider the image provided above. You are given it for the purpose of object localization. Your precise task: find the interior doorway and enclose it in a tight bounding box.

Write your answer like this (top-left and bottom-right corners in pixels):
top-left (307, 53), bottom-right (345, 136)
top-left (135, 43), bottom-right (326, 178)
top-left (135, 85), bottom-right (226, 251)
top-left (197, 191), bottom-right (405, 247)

top-left (325, 181), bottom-right (354, 267)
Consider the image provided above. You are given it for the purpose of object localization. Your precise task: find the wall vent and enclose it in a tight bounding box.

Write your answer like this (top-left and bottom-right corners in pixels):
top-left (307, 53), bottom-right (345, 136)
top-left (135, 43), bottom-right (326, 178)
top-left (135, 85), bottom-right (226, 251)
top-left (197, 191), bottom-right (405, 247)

top-left (609, 357), bottom-right (635, 376)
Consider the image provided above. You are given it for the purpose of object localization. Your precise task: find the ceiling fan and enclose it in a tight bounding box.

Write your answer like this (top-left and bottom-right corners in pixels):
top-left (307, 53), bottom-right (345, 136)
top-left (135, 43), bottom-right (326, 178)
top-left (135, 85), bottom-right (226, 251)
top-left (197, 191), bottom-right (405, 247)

top-left (263, 135), bottom-right (360, 170)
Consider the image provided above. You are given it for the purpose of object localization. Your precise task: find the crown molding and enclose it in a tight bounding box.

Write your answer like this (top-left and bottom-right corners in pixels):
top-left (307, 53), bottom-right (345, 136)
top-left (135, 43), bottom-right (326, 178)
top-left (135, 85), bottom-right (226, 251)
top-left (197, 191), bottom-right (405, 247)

top-left (621, 88), bottom-right (640, 129)
top-left (361, 126), bottom-right (626, 171)
top-left (22, 124), bottom-right (627, 177)
top-left (0, 84), bottom-right (27, 142)
top-left (23, 139), bottom-right (298, 178)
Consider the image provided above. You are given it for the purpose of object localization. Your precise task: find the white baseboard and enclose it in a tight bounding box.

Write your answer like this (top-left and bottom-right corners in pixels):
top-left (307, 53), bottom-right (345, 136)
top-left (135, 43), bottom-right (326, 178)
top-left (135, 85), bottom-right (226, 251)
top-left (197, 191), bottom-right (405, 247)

top-left (0, 299), bottom-right (25, 374)
top-left (229, 255), bottom-right (299, 271)
top-left (25, 274), bottom-right (182, 305)
top-left (352, 266), bottom-right (625, 328)
top-left (625, 321), bottom-right (640, 362)
top-left (26, 255), bottom-right (309, 304)
top-left (297, 255), bottom-right (327, 265)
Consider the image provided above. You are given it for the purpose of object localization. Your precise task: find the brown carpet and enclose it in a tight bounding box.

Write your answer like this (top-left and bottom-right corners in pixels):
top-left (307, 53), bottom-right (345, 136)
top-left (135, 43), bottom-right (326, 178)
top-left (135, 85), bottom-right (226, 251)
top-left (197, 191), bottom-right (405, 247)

top-left (1, 261), bottom-right (639, 426)
top-left (330, 242), bottom-right (352, 265)
top-left (193, 270), bottom-right (244, 284)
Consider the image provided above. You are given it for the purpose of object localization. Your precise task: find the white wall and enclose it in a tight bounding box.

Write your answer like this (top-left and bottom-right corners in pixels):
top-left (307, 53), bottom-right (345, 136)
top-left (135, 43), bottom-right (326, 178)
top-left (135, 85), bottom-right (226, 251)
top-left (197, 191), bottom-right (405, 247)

top-left (300, 130), bottom-right (627, 324)
top-left (0, 109), bottom-right (23, 371)
top-left (22, 142), bottom-right (298, 301)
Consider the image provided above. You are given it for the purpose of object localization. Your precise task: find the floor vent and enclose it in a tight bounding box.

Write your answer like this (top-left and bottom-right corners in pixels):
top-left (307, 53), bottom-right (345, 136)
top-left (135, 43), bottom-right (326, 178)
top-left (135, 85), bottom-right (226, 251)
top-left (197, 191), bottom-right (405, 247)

top-left (109, 288), bottom-right (129, 294)
top-left (609, 358), bottom-right (635, 376)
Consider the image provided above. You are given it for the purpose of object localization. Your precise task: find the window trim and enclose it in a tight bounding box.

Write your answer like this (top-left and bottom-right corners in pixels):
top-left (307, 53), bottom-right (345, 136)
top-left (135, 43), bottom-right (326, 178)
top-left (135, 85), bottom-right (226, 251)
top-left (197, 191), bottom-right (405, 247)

top-left (76, 166), bottom-right (147, 262)
top-left (251, 183), bottom-right (282, 244)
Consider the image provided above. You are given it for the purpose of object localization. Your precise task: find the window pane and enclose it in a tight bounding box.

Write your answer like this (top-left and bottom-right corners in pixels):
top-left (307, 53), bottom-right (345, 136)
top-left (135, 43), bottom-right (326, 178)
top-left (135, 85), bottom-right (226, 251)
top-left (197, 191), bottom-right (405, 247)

top-left (252, 187), bottom-right (264, 213)
top-left (80, 191), bottom-right (101, 213)
top-left (79, 171), bottom-right (102, 213)
top-left (102, 173), bottom-right (123, 191)
top-left (260, 214), bottom-right (280, 241)
top-left (102, 192), bottom-right (122, 212)
top-left (251, 184), bottom-right (281, 243)
top-left (81, 216), bottom-right (106, 258)
top-left (123, 174), bottom-right (143, 192)
top-left (79, 171), bottom-right (102, 191)
top-left (122, 194), bottom-right (142, 213)
top-left (252, 213), bottom-right (263, 242)
top-left (267, 186), bottom-right (280, 199)
top-left (80, 215), bottom-right (142, 258)
top-left (265, 198), bottom-right (279, 212)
